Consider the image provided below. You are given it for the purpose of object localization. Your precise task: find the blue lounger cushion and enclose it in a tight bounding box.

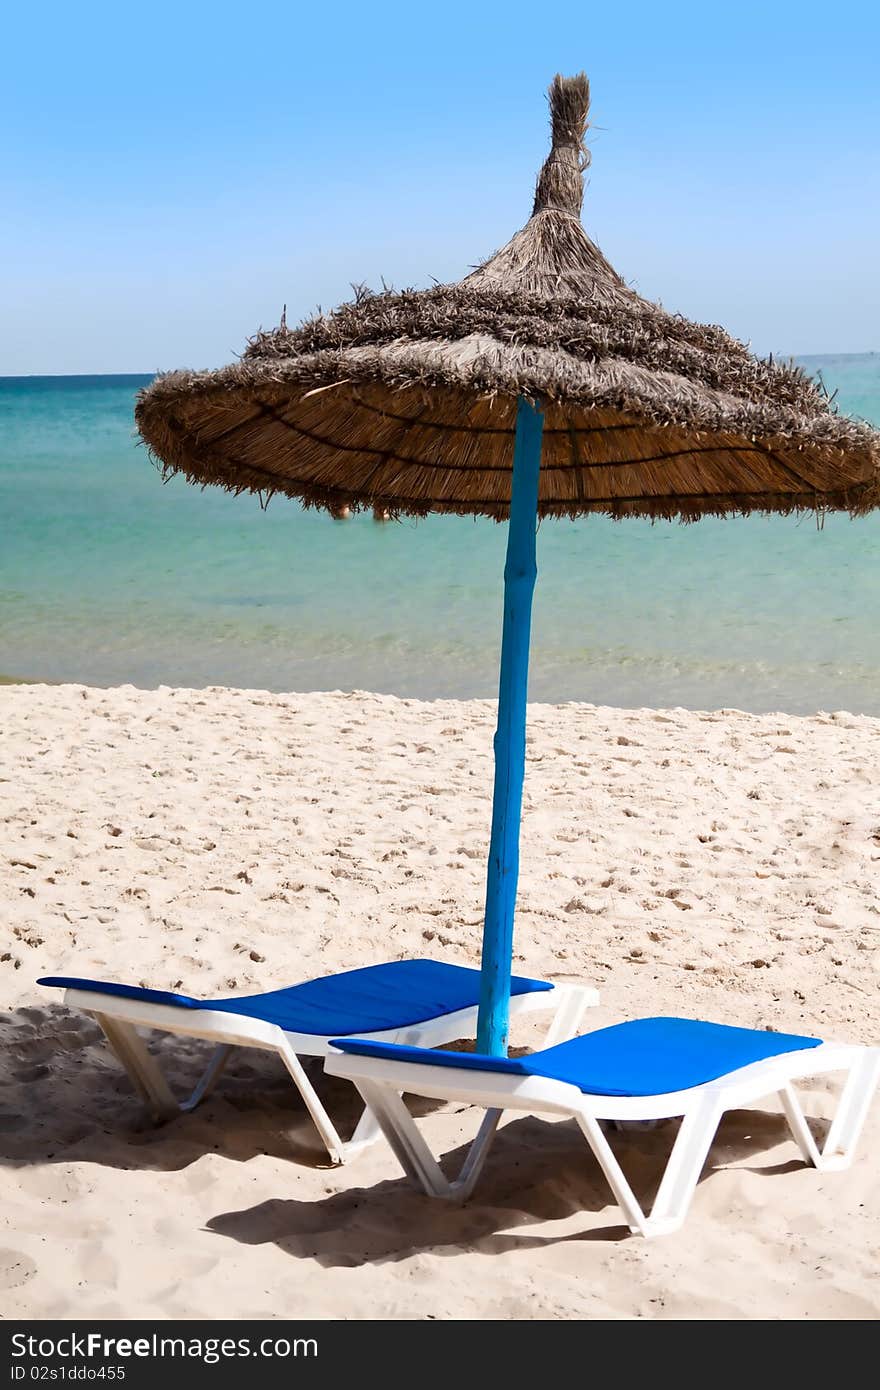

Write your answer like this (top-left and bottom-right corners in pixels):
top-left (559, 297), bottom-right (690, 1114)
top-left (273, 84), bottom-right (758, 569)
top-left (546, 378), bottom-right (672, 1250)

top-left (38, 959), bottom-right (552, 1037)
top-left (332, 1017), bottom-right (821, 1097)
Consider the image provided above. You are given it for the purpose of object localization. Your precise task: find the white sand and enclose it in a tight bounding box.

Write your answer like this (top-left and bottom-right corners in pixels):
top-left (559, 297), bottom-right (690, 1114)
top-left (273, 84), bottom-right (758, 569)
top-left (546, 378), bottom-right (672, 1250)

top-left (1, 683), bottom-right (878, 1319)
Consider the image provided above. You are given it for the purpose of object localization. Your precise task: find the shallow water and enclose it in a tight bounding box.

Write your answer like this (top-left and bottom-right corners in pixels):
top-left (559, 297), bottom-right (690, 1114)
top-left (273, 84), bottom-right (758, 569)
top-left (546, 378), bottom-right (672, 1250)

top-left (1, 354), bottom-right (879, 713)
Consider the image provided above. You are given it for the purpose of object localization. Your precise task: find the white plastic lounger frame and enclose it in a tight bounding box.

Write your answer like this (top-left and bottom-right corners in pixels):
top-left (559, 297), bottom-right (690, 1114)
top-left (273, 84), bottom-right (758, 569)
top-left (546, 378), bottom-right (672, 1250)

top-left (61, 978), bottom-right (597, 1165)
top-left (325, 1041), bottom-right (880, 1235)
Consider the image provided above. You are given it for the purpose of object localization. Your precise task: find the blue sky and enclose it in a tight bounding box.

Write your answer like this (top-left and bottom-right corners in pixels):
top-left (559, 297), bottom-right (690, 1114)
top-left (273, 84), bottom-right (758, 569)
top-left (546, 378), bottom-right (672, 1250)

top-left (3, 0), bottom-right (878, 374)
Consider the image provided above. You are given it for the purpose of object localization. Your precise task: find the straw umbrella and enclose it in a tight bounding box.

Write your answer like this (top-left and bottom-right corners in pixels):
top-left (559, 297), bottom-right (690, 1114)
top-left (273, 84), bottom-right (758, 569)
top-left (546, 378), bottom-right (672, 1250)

top-left (136, 74), bottom-right (880, 1056)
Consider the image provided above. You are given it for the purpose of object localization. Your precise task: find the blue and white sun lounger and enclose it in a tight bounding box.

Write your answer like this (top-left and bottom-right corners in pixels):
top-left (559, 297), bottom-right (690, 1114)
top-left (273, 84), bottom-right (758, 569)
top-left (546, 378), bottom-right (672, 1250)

top-left (39, 960), bottom-right (597, 1164)
top-left (326, 1016), bottom-right (879, 1234)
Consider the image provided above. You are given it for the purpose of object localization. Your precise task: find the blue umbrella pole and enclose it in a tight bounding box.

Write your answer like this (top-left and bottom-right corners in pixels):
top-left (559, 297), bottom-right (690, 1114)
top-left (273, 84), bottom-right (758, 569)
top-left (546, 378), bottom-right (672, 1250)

top-left (476, 395), bottom-right (544, 1055)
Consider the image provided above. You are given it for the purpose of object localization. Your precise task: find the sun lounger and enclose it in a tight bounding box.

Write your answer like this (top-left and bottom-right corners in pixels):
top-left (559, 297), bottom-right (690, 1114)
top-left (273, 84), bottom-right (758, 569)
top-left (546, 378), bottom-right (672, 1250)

top-left (39, 960), bottom-right (597, 1164)
top-left (325, 1016), bottom-right (879, 1234)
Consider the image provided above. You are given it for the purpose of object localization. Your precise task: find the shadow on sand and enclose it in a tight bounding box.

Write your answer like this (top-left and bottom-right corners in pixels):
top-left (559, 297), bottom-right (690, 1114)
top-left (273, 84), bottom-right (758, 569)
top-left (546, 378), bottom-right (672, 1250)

top-left (203, 1111), bottom-right (818, 1266)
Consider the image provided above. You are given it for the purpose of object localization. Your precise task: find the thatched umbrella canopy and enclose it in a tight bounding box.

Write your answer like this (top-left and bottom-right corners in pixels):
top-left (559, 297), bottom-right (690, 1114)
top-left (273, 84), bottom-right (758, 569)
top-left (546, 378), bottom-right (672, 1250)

top-left (136, 74), bottom-right (879, 1060)
top-left (137, 74), bottom-right (878, 523)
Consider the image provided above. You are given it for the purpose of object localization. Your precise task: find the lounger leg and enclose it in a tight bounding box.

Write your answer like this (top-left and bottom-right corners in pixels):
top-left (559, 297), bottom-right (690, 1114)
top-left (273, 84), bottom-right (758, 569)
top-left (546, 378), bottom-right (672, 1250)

top-left (541, 986), bottom-right (594, 1048)
top-left (778, 1051), bottom-right (880, 1173)
top-left (342, 1088), bottom-right (499, 1167)
top-left (777, 1083), bottom-right (823, 1166)
top-left (353, 1082), bottom-right (501, 1202)
top-left (93, 1014), bottom-right (179, 1121)
top-left (646, 1094), bottom-right (724, 1235)
top-left (575, 1113), bottom-right (654, 1236)
top-left (450, 1109), bottom-right (503, 1200)
top-left (577, 1093), bottom-right (724, 1238)
top-left (344, 1103), bottom-right (382, 1154)
top-left (340, 1019), bottom-right (476, 1162)
top-left (276, 1042), bottom-right (348, 1165)
top-left (816, 1051), bottom-right (880, 1170)
top-left (180, 1044), bottom-right (236, 1113)
top-left (355, 1081), bottom-right (454, 1196)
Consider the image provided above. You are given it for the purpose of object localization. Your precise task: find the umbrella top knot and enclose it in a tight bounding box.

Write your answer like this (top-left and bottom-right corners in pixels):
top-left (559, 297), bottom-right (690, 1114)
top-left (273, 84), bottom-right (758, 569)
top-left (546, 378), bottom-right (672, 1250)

top-left (532, 72), bottom-right (591, 217)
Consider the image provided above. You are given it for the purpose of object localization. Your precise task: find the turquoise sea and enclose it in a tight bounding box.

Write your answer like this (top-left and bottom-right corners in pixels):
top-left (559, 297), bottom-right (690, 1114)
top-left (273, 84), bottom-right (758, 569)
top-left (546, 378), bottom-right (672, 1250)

top-left (1, 356), bottom-right (878, 713)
